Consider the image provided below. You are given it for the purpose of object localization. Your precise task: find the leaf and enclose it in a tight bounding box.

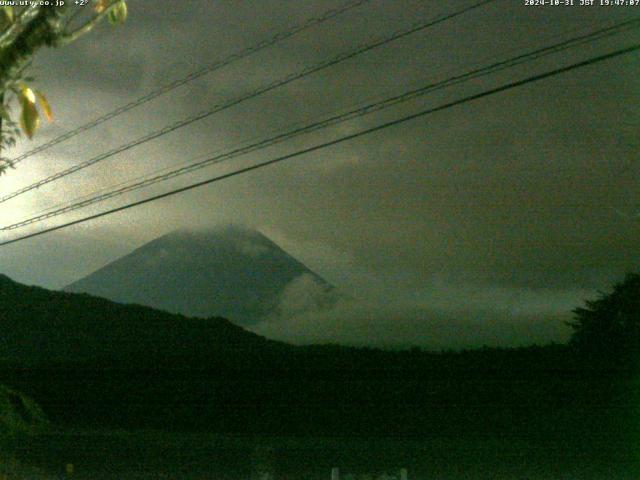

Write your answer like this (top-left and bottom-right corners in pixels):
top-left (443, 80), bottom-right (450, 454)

top-left (18, 88), bottom-right (39, 139)
top-left (18, 85), bottom-right (36, 105)
top-left (94, 0), bottom-right (110, 13)
top-left (35, 90), bottom-right (53, 122)
top-left (1, 7), bottom-right (14, 24)
top-left (107, 9), bottom-right (118, 25)
top-left (19, 103), bottom-right (40, 139)
top-left (110, 0), bottom-right (127, 25)
top-left (98, 0), bottom-right (126, 24)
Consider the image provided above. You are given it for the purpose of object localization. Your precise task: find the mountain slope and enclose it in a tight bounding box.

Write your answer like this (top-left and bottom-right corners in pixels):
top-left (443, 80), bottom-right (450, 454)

top-left (0, 273), bottom-right (282, 367)
top-left (64, 226), bottom-right (337, 325)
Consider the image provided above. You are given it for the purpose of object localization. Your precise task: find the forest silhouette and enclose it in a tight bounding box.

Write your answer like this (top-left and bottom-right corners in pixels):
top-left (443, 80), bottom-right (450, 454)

top-left (0, 272), bottom-right (637, 447)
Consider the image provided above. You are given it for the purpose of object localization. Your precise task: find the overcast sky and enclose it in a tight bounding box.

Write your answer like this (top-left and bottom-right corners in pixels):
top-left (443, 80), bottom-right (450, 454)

top-left (0, 0), bottom-right (638, 347)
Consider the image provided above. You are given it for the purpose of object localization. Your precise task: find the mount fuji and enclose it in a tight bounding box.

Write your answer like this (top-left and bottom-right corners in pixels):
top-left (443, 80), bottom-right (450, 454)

top-left (64, 226), bottom-right (339, 326)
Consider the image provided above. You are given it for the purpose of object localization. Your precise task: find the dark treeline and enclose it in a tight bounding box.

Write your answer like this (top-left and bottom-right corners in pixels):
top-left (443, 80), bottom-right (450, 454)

top-left (0, 273), bottom-right (638, 445)
top-left (1, 345), bottom-right (637, 443)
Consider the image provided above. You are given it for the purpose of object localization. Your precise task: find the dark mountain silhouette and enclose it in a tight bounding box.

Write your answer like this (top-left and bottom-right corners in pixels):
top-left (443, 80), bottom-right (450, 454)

top-left (64, 226), bottom-right (339, 326)
top-left (0, 272), bottom-right (283, 367)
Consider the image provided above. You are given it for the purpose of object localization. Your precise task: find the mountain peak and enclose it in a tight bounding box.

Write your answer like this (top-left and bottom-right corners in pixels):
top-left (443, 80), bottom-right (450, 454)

top-left (138, 226), bottom-right (283, 264)
top-left (65, 227), bottom-right (338, 326)
top-left (168, 224), bottom-right (264, 240)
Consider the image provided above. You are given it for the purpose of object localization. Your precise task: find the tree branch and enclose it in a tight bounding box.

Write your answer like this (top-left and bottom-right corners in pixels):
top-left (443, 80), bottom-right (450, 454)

top-left (0, 6), bottom-right (41, 49)
top-left (56, 0), bottom-right (122, 47)
top-left (0, 6), bottom-right (69, 92)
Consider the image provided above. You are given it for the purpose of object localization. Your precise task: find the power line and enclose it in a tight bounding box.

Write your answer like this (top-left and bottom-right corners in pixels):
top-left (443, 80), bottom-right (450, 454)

top-left (19, 15), bottom-right (640, 221)
top-left (6, 0), bottom-right (372, 167)
top-left (4, 17), bottom-right (638, 232)
top-left (0, 0), bottom-right (496, 205)
top-left (1, 43), bottom-right (637, 247)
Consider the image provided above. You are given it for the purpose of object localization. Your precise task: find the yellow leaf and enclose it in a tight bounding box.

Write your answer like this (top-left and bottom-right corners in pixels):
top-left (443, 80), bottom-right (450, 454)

top-left (19, 99), bottom-right (40, 140)
top-left (1, 6), bottom-right (14, 24)
top-left (19, 86), bottom-right (36, 105)
top-left (18, 86), bottom-right (40, 139)
top-left (94, 0), bottom-right (110, 13)
top-left (35, 90), bottom-right (53, 122)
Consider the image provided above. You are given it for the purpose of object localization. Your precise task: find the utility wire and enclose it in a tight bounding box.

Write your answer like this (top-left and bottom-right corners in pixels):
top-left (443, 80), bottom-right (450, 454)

top-left (1, 43), bottom-right (637, 247)
top-left (6, 0), bottom-right (371, 167)
top-left (19, 15), bottom-right (639, 221)
top-left (0, 0), bottom-right (496, 205)
top-left (4, 16), bottom-right (638, 231)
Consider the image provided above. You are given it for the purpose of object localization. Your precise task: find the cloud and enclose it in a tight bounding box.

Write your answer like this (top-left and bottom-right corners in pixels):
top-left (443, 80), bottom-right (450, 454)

top-left (252, 273), bottom-right (579, 349)
top-left (1, 0), bottom-right (638, 348)
top-left (272, 273), bottom-right (336, 317)
top-left (251, 295), bottom-right (574, 350)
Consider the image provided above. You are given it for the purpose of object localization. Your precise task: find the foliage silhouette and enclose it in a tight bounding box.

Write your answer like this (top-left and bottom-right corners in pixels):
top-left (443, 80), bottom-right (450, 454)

top-left (0, 1), bottom-right (128, 174)
top-left (568, 272), bottom-right (640, 365)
